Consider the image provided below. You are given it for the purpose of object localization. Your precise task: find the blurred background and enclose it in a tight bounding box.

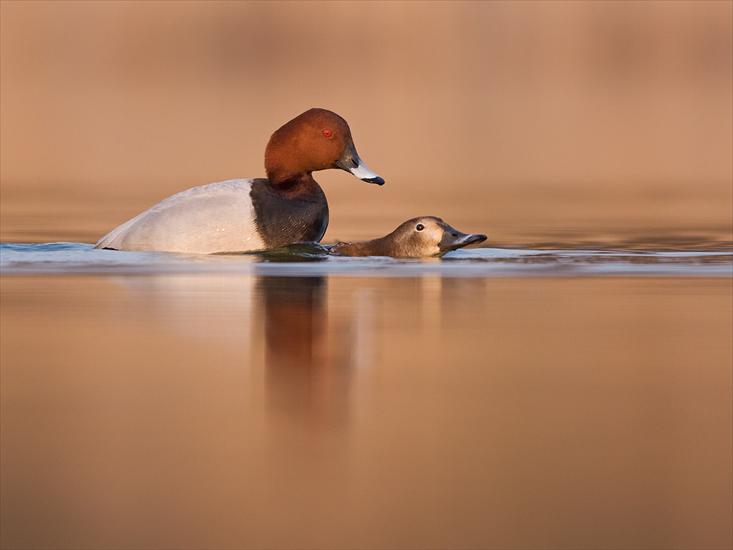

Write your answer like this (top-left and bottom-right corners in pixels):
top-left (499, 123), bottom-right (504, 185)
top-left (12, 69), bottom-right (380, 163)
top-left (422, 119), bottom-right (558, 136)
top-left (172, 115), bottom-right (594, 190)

top-left (2, 4), bottom-right (733, 549)
top-left (1, 0), bottom-right (731, 245)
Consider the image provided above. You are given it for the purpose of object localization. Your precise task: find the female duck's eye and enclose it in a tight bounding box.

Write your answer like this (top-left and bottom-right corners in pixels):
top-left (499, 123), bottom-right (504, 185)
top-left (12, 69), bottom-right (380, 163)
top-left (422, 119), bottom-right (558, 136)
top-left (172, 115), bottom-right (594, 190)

top-left (322, 128), bottom-right (334, 138)
top-left (416, 224), bottom-right (425, 231)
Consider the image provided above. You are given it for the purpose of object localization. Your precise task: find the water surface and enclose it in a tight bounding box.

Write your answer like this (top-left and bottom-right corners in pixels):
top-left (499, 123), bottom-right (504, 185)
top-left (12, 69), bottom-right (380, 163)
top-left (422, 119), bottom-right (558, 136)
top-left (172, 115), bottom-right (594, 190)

top-left (1, 243), bottom-right (731, 550)
top-left (1, 242), bottom-right (731, 277)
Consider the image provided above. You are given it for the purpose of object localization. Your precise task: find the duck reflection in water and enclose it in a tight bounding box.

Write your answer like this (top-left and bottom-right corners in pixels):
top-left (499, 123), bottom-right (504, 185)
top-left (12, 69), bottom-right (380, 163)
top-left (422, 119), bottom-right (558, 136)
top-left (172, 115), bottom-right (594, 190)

top-left (257, 276), bottom-right (353, 430)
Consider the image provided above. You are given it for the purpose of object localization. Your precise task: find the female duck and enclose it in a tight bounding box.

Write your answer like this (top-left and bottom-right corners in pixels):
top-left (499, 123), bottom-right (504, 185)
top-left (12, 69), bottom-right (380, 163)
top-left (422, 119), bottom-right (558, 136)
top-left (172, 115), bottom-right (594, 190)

top-left (332, 217), bottom-right (487, 258)
top-left (95, 108), bottom-right (384, 254)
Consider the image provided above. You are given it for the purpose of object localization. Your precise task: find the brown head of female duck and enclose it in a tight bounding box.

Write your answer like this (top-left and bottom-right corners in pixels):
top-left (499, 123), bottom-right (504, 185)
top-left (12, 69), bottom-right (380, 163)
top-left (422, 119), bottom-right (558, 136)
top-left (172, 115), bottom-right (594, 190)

top-left (332, 217), bottom-right (487, 258)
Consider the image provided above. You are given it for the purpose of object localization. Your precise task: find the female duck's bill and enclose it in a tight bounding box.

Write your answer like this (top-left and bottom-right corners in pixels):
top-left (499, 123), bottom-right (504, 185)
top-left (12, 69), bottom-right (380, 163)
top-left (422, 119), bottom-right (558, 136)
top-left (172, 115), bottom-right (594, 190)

top-left (438, 228), bottom-right (487, 253)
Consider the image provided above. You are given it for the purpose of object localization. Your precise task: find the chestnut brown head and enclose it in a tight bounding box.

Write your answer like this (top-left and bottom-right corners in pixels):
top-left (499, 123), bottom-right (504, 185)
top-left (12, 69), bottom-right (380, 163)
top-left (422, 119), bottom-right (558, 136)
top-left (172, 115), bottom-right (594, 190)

top-left (264, 108), bottom-right (384, 186)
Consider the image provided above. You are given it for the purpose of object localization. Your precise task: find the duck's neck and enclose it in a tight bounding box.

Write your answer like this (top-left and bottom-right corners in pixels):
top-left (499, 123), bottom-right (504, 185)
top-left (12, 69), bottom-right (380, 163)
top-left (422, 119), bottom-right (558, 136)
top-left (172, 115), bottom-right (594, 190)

top-left (267, 171), bottom-right (322, 198)
top-left (343, 235), bottom-right (392, 256)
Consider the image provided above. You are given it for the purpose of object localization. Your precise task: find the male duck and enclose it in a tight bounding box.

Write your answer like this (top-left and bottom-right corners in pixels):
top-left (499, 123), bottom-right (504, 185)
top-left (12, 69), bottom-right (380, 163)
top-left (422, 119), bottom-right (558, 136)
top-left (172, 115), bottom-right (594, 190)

top-left (95, 108), bottom-right (384, 254)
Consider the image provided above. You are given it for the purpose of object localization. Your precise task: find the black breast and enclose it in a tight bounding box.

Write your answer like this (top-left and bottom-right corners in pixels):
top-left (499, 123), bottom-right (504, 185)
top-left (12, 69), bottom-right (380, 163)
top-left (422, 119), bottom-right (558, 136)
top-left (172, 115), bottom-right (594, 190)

top-left (249, 178), bottom-right (329, 249)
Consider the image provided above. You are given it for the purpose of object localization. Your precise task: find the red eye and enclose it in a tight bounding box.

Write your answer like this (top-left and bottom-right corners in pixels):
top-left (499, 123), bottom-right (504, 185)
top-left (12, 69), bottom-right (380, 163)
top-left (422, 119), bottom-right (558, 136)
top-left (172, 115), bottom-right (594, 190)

top-left (322, 128), bottom-right (333, 138)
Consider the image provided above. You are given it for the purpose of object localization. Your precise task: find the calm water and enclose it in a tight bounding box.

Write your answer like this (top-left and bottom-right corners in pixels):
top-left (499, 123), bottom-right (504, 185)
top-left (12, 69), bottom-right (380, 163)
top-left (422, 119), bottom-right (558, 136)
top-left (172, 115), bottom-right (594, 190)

top-left (1, 243), bottom-right (732, 549)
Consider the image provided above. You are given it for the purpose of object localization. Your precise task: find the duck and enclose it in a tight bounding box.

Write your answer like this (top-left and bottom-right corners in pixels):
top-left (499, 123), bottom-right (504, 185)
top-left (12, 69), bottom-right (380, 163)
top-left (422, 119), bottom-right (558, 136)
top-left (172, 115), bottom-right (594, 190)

top-left (95, 108), bottom-right (384, 254)
top-left (331, 216), bottom-right (487, 258)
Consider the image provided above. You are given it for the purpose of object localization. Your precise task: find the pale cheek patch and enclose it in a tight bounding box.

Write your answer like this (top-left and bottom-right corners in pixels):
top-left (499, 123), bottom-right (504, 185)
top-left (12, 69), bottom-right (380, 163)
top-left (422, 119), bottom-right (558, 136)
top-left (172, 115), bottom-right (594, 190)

top-left (415, 226), bottom-right (442, 256)
top-left (428, 226), bottom-right (443, 244)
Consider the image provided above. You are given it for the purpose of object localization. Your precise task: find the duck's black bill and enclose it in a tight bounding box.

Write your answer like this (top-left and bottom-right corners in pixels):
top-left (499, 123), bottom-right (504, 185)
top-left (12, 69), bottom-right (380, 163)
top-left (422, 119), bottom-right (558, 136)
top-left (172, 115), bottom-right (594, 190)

top-left (362, 176), bottom-right (385, 185)
top-left (461, 234), bottom-right (487, 246)
top-left (439, 232), bottom-right (488, 252)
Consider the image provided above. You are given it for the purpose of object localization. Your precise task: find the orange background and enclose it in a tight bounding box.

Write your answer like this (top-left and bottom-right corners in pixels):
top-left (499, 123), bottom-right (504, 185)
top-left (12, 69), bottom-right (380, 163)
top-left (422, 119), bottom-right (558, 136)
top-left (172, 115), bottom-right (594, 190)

top-left (1, 0), bottom-right (731, 244)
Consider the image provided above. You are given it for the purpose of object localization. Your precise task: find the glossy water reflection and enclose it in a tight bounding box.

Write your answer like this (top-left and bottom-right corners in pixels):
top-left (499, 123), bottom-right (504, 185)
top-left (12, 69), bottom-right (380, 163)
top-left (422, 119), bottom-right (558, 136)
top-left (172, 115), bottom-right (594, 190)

top-left (261, 276), bottom-right (353, 430)
top-left (1, 274), bottom-right (731, 550)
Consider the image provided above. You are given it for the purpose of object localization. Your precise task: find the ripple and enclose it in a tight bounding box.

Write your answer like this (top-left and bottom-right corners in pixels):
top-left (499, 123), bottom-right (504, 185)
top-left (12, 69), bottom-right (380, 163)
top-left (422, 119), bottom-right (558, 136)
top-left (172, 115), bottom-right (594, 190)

top-left (0, 242), bottom-right (730, 277)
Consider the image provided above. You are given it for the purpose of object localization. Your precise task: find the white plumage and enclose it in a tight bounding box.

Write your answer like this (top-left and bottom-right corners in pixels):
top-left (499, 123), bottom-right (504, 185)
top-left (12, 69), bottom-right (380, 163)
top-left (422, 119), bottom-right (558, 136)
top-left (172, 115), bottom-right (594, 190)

top-left (95, 179), bottom-right (266, 254)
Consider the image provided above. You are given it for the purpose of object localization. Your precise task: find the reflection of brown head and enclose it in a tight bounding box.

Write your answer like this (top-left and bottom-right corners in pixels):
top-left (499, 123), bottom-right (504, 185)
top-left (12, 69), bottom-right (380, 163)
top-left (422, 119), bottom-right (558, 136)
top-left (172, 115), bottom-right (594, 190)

top-left (264, 108), bottom-right (384, 186)
top-left (260, 275), bottom-right (352, 430)
top-left (262, 276), bottom-right (325, 364)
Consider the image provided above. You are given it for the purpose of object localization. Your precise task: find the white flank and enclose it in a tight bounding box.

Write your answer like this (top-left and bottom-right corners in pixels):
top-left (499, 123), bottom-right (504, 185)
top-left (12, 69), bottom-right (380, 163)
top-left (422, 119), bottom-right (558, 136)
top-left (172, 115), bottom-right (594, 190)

top-left (95, 179), bottom-right (266, 254)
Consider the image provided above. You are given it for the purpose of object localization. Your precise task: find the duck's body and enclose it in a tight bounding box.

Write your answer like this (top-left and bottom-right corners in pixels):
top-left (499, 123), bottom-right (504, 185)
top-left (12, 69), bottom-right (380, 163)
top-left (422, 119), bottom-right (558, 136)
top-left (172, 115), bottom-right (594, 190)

top-left (96, 109), bottom-right (382, 254)
top-left (96, 178), bottom-right (328, 254)
top-left (97, 179), bottom-right (265, 253)
top-left (332, 216), bottom-right (487, 258)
